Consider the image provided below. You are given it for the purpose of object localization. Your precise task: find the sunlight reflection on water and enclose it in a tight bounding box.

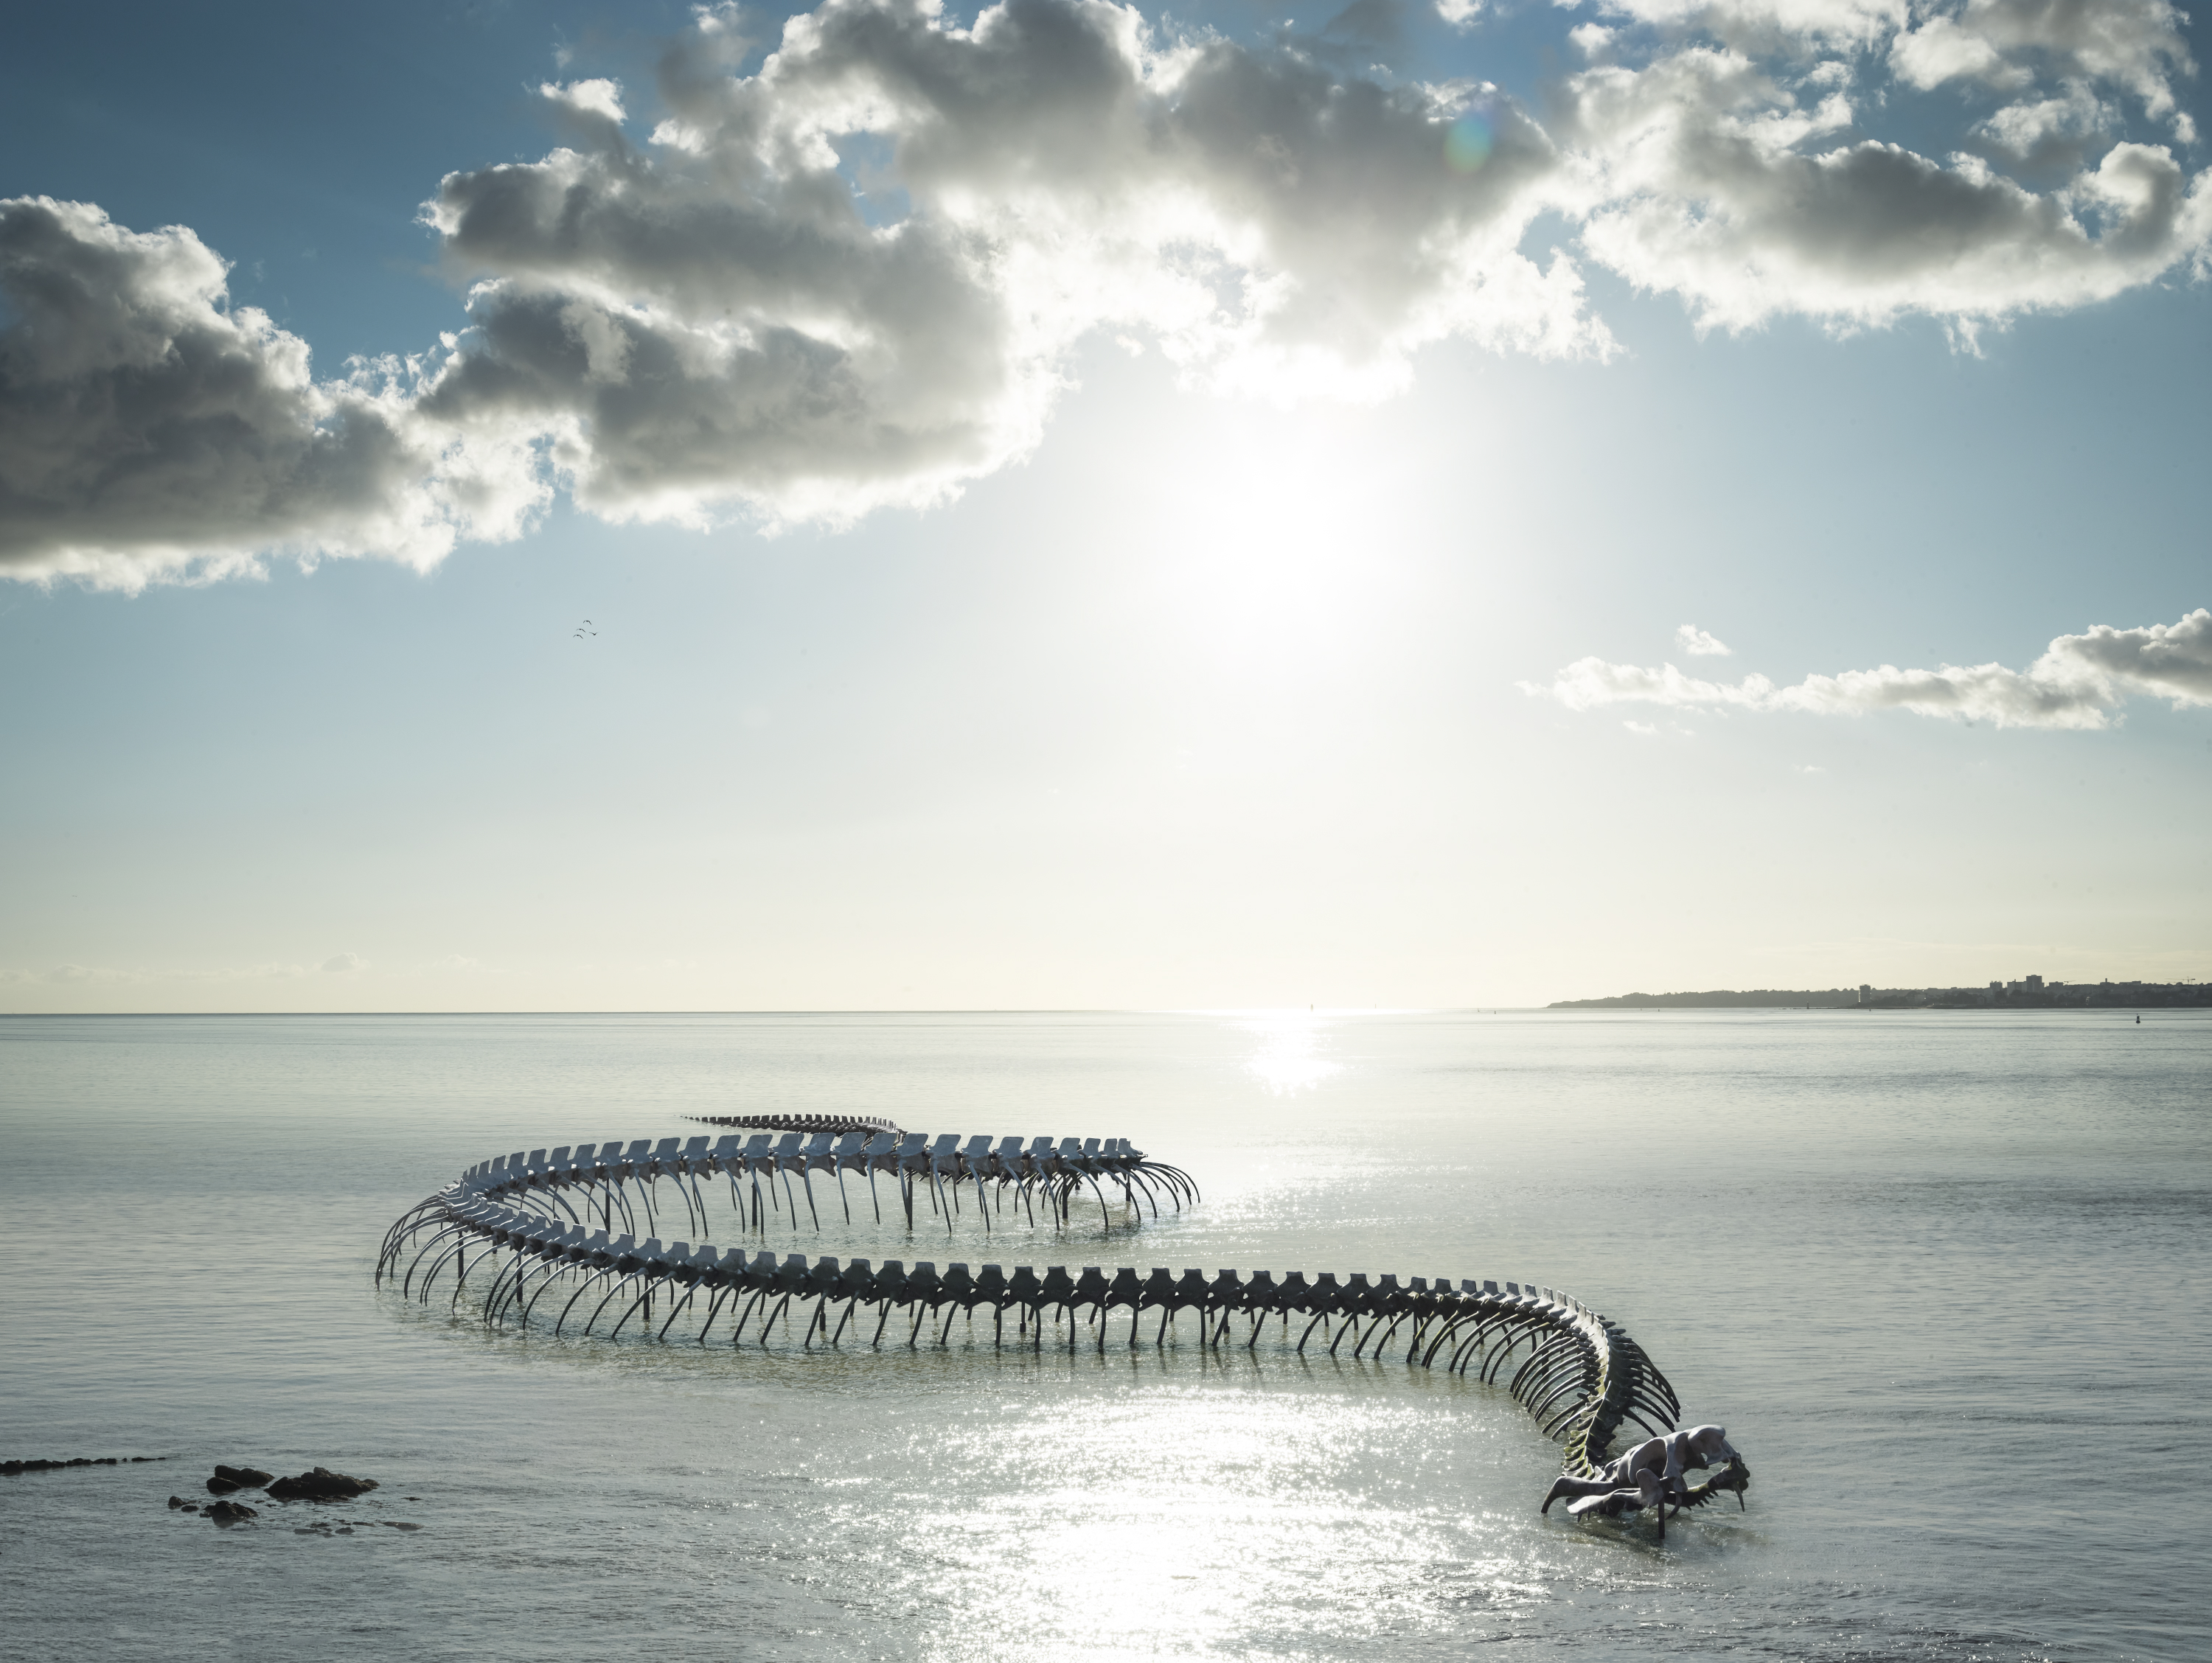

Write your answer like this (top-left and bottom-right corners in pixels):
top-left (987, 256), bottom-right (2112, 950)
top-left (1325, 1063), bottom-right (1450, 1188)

top-left (1239, 1009), bottom-right (1344, 1095)
top-left (2, 1010), bottom-right (2208, 1662)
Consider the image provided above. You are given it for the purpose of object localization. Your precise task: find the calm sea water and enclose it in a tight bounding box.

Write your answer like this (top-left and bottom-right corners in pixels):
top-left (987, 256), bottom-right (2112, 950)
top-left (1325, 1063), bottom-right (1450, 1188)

top-left (1, 1010), bottom-right (2205, 1662)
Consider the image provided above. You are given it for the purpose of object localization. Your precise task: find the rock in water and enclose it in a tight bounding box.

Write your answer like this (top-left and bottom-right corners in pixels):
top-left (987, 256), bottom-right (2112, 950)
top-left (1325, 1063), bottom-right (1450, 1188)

top-left (167, 1495), bottom-right (190, 1510)
top-left (205, 1476), bottom-right (240, 1495)
top-left (213, 1464), bottom-right (275, 1488)
top-left (266, 1466), bottom-right (378, 1502)
top-left (206, 1499), bottom-right (259, 1525)
top-left (3, 1456), bottom-right (169, 1476)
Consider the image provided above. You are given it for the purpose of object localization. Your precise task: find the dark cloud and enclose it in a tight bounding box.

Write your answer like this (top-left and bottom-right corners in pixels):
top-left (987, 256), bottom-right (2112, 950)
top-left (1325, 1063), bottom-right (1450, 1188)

top-left (0, 198), bottom-right (540, 587)
top-left (1, 198), bottom-right (411, 585)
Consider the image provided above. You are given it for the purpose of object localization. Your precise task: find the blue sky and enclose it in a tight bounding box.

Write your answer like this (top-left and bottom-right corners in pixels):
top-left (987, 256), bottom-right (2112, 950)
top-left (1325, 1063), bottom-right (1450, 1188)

top-left (2, 0), bottom-right (2207, 1009)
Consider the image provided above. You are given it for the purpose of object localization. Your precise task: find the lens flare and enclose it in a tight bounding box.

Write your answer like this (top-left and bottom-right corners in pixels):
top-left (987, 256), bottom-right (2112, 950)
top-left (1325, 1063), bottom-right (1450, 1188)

top-left (1444, 112), bottom-right (1492, 173)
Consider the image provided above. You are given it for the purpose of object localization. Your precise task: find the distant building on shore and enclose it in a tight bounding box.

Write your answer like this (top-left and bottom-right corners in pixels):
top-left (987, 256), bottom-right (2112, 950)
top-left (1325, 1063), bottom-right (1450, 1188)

top-left (1552, 979), bottom-right (2208, 1011)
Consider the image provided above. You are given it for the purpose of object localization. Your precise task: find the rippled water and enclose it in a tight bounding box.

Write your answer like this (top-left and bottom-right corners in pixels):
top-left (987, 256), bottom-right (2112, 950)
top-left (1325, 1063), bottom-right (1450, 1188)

top-left (1, 1011), bottom-right (2205, 1661)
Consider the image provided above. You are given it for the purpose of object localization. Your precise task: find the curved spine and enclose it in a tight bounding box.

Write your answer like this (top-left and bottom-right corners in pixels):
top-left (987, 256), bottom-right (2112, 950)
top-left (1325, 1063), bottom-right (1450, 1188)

top-left (378, 1135), bottom-right (1742, 1518)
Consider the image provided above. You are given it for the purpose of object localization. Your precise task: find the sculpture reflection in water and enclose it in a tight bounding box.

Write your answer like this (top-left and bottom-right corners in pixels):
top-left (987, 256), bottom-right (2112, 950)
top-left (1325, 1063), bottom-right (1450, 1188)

top-left (376, 1115), bottom-right (1748, 1531)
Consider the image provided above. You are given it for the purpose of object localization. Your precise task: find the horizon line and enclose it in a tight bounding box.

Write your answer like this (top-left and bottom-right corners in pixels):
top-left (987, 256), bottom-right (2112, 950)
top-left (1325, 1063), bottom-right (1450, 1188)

top-left (0, 1005), bottom-right (1495, 1019)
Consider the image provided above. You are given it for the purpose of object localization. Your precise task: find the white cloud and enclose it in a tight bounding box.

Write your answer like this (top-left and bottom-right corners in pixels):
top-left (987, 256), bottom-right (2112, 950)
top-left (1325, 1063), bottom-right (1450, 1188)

top-left (1977, 86), bottom-right (2121, 161)
top-left (1891, 0), bottom-right (2196, 127)
top-left (1569, 23), bottom-right (1617, 58)
top-left (1587, 0), bottom-right (1912, 52)
top-left (4, 0), bottom-right (2208, 585)
top-left (1675, 622), bottom-right (1732, 655)
top-left (321, 952), bottom-right (369, 972)
top-left (542, 77), bottom-right (628, 128)
top-left (1538, 655), bottom-right (1774, 711)
top-left (1523, 609), bottom-right (2212, 730)
top-left (1557, 47), bottom-right (2211, 335)
top-left (2048, 608), bottom-right (2212, 700)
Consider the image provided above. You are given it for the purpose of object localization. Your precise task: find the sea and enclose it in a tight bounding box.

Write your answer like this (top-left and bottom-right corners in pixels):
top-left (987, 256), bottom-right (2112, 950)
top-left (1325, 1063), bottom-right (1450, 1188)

top-left (1, 1009), bottom-right (2205, 1662)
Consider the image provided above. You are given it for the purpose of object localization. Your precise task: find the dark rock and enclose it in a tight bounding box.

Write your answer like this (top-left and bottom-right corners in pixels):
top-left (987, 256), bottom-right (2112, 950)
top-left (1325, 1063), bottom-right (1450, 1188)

top-left (266, 1465), bottom-right (378, 1502)
top-left (167, 1495), bottom-right (190, 1510)
top-left (206, 1477), bottom-right (240, 1495)
top-left (214, 1464), bottom-right (274, 1488)
top-left (6, 1455), bottom-right (170, 1477)
top-left (385, 1521), bottom-right (422, 1532)
top-left (206, 1499), bottom-right (259, 1525)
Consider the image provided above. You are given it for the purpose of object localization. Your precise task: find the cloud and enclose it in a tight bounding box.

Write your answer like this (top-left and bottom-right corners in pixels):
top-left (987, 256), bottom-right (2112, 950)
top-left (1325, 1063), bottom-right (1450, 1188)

top-left (1523, 608), bottom-right (2212, 730)
top-left (1593, 0), bottom-right (1910, 52)
top-left (1890, 0), bottom-right (2197, 130)
top-left (1557, 47), bottom-right (2211, 335)
top-left (1675, 623), bottom-right (1732, 655)
top-left (543, 77), bottom-right (628, 128)
top-left (0, 198), bottom-right (546, 590)
top-left (321, 952), bottom-right (369, 972)
top-left (4, 0), bottom-right (2208, 585)
top-left (1976, 85), bottom-right (2122, 167)
top-left (1569, 23), bottom-right (1618, 59)
top-left (416, 0), bottom-right (1604, 531)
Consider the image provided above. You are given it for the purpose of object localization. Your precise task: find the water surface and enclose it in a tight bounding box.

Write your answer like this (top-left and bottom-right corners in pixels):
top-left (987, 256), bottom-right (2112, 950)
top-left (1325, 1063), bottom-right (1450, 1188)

top-left (1, 1010), bottom-right (2204, 1660)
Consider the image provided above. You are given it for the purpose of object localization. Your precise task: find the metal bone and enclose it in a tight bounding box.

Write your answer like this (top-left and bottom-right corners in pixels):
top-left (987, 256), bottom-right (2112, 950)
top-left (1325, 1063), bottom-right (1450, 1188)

top-left (380, 1135), bottom-right (1742, 1530)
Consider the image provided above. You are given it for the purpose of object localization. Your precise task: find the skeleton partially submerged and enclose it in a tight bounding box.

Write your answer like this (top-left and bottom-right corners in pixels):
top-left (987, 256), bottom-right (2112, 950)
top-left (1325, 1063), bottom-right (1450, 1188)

top-left (1543, 1424), bottom-right (1751, 1522)
top-left (378, 1125), bottom-right (1750, 1535)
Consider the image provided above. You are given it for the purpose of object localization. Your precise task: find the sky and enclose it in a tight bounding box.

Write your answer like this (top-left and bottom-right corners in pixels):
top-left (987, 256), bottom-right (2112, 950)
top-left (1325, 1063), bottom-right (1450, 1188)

top-left (1, 0), bottom-right (2207, 1012)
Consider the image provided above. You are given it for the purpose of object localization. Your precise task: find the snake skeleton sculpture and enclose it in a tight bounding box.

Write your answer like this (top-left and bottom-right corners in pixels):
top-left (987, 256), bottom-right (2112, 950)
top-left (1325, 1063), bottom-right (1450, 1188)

top-left (377, 1115), bottom-right (1750, 1530)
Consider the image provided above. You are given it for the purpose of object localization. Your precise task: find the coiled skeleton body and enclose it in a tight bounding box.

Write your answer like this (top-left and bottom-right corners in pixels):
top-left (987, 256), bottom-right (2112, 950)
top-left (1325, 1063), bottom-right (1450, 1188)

top-left (378, 1120), bottom-right (1747, 1522)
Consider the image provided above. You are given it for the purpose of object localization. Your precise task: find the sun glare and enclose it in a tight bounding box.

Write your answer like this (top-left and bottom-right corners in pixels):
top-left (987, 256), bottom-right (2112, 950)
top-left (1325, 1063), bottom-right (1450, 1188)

top-left (1240, 1008), bottom-right (1344, 1095)
top-left (1139, 418), bottom-right (1411, 680)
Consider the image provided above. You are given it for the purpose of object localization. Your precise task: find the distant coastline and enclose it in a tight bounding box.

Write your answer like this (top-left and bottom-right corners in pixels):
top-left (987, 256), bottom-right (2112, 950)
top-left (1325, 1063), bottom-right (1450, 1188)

top-left (1551, 980), bottom-right (2210, 1011)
